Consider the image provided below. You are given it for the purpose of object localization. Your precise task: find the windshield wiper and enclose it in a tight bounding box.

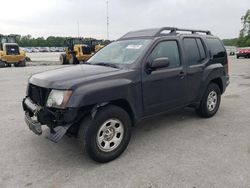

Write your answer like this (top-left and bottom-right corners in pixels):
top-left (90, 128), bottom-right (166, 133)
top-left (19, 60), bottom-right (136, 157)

top-left (94, 62), bottom-right (119, 68)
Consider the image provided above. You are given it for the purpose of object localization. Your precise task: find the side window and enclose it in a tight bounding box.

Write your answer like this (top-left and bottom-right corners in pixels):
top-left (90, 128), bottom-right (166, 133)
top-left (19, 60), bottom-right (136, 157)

top-left (206, 38), bottom-right (226, 59)
top-left (149, 41), bottom-right (180, 68)
top-left (183, 38), bottom-right (201, 65)
top-left (196, 38), bottom-right (206, 60)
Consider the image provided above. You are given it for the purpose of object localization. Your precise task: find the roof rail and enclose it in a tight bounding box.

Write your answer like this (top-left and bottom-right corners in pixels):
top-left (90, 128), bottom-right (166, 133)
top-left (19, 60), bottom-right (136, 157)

top-left (155, 27), bottom-right (212, 36)
top-left (119, 27), bottom-right (212, 40)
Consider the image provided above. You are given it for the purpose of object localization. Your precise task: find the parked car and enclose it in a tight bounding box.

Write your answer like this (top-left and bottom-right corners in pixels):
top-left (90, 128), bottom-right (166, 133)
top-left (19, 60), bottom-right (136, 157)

top-left (225, 46), bottom-right (237, 56)
top-left (22, 27), bottom-right (229, 163)
top-left (22, 47), bottom-right (32, 53)
top-left (57, 47), bottom-right (65, 52)
top-left (50, 47), bottom-right (57, 52)
top-left (31, 47), bottom-right (40, 53)
top-left (39, 47), bottom-right (50, 52)
top-left (236, 48), bottom-right (250, 58)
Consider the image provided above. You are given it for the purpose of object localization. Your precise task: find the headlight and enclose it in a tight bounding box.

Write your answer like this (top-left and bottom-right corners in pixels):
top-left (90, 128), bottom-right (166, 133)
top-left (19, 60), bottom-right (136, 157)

top-left (46, 90), bottom-right (72, 109)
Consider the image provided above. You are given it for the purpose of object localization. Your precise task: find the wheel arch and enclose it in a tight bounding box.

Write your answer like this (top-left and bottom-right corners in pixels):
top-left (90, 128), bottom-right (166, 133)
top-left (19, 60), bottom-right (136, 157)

top-left (210, 77), bottom-right (223, 94)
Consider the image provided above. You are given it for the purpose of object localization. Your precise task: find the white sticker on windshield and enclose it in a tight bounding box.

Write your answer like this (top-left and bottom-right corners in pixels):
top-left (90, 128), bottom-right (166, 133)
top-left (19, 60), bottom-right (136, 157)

top-left (126, 45), bottom-right (142, 49)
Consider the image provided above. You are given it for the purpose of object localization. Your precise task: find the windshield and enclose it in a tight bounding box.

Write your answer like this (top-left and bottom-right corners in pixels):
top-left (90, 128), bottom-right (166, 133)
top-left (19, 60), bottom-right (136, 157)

top-left (88, 39), bottom-right (151, 65)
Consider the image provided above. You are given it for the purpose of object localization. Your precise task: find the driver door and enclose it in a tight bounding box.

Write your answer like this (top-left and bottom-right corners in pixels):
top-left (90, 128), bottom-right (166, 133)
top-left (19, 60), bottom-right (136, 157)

top-left (142, 40), bottom-right (187, 116)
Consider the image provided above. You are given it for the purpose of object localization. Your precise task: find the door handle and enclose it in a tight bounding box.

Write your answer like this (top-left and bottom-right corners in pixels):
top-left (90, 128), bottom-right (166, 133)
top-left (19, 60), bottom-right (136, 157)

top-left (179, 71), bottom-right (185, 79)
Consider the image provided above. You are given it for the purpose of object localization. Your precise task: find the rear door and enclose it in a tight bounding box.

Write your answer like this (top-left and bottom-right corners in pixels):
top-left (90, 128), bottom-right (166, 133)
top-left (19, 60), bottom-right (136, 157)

top-left (183, 37), bottom-right (207, 102)
top-left (142, 40), bottom-right (187, 115)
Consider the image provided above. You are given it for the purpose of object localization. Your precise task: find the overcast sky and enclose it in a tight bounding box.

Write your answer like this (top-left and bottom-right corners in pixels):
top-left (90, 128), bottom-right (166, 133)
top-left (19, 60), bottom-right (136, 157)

top-left (0, 0), bottom-right (249, 40)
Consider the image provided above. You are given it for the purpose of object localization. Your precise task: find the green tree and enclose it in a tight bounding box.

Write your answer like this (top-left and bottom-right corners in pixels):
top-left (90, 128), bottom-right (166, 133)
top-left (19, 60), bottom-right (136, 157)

top-left (237, 9), bottom-right (250, 47)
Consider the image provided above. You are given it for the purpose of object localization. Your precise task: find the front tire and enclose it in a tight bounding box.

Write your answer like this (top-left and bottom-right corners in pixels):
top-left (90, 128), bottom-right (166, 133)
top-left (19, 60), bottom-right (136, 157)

top-left (69, 54), bottom-right (79, 65)
top-left (78, 105), bottom-right (132, 163)
top-left (196, 83), bottom-right (221, 118)
top-left (0, 61), bottom-right (6, 68)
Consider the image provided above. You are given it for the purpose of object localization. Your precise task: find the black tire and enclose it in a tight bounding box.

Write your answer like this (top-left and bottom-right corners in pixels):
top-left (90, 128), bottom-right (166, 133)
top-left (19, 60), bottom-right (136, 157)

top-left (0, 61), bottom-right (5, 68)
top-left (60, 54), bottom-right (68, 65)
top-left (196, 83), bottom-right (221, 118)
top-left (78, 105), bottom-right (132, 163)
top-left (14, 61), bottom-right (26, 67)
top-left (69, 54), bottom-right (79, 65)
top-left (236, 55), bottom-right (239, 59)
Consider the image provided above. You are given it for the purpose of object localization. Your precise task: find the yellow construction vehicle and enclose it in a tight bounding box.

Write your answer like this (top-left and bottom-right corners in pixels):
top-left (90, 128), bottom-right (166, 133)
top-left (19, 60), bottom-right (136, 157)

top-left (0, 34), bottom-right (26, 67)
top-left (59, 38), bottom-right (105, 65)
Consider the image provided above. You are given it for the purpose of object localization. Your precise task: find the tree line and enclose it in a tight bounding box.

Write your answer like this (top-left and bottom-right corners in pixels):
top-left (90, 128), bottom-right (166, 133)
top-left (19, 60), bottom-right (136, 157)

top-left (223, 9), bottom-right (250, 47)
top-left (10, 35), bottom-right (110, 47)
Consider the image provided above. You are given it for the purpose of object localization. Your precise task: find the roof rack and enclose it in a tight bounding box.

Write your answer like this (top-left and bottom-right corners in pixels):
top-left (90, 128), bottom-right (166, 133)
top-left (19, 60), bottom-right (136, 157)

top-left (155, 27), bottom-right (212, 36)
top-left (119, 27), bottom-right (212, 39)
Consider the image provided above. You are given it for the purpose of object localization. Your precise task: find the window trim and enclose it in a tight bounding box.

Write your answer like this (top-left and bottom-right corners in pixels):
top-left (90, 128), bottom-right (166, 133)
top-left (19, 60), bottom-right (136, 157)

top-left (195, 38), bottom-right (207, 60)
top-left (145, 39), bottom-right (182, 69)
top-left (183, 37), bottom-right (208, 66)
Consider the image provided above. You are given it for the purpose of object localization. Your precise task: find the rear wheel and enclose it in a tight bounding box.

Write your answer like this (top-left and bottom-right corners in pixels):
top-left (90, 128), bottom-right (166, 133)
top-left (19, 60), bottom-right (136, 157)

top-left (14, 61), bottom-right (26, 67)
top-left (78, 105), bottom-right (132, 163)
top-left (196, 83), bottom-right (221, 118)
top-left (60, 54), bottom-right (68, 65)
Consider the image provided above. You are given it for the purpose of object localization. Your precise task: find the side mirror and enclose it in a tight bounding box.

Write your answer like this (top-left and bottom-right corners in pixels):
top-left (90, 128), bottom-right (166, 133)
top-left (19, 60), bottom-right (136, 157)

top-left (147, 57), bottom-right (170, 72)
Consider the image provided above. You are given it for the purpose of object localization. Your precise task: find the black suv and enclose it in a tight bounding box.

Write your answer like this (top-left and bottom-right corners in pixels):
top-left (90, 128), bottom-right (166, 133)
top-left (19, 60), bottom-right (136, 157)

top-left (23, 27), bottom-right (229, 162)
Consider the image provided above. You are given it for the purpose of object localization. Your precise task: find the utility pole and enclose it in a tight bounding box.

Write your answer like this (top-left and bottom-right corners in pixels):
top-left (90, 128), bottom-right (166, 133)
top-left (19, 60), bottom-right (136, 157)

top-left (106, 0), bottom-right (109, 40)
top-left (77, 20), bottom-right (80, 38)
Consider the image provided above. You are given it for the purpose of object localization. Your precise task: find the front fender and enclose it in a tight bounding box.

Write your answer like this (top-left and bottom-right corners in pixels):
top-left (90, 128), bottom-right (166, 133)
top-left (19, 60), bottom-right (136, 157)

top-left (67, 79), bottom-right (140, 108)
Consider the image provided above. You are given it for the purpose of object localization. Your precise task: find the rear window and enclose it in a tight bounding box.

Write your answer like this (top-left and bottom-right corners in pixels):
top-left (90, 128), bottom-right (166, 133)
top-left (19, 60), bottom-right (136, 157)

top-left (183, 38), bottom-right (201, 65)
top-left (206, 38), bottom-right (226, 58)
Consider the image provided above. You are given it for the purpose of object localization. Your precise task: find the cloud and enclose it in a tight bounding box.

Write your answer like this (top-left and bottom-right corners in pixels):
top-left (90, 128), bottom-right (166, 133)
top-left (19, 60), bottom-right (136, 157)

top-left (0, 0), bottom-right (249, 39)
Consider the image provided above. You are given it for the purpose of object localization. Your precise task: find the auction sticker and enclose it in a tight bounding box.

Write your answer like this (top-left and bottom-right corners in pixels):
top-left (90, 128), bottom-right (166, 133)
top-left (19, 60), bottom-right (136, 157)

top-left (126, 45), bottom-right (142, 49)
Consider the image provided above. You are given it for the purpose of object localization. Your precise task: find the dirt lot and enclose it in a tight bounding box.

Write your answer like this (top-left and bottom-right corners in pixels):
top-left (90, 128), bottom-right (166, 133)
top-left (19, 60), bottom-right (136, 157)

top-left (0, 56), bottom-right (250, 188)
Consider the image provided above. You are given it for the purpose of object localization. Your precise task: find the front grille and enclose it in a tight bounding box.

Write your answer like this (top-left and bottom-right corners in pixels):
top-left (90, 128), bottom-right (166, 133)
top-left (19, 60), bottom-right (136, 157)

top-left (28, 84), bottom-right (51, 106)
top-left (6, 45), bottom-right (20, 55)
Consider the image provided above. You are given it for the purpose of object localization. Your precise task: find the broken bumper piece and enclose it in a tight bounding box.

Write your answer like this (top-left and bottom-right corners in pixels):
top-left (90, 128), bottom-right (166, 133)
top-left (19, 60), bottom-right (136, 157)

top-left (23, 97), bottom-right (76, 142)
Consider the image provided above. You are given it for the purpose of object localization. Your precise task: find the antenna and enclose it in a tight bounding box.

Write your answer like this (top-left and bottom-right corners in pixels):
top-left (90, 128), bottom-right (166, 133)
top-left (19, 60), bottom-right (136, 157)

top-left (106, 0), bottom-right (109, 40)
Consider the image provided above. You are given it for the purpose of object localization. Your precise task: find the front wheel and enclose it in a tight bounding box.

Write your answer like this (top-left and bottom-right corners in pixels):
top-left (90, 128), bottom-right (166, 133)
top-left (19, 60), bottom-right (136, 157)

top-left (69, 54), bottom-right (79, 64)
top-left (78, 105), bottom-right (132, 163)
top-left (196, 83), bottom-right (221, 118)
top-left (0, 61), bottom-right (5, 68)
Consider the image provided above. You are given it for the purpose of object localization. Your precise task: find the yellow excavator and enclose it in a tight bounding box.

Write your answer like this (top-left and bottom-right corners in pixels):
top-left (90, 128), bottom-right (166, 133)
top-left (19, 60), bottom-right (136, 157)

top-left (0, 34), bottom-right (26, 67)
top-left (60, 38), bottom-right (105, 65)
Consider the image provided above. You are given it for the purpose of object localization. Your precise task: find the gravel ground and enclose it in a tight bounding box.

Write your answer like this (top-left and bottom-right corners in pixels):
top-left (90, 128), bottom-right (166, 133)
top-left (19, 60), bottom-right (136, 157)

top-left (0, 56), bottom-right (250, 188)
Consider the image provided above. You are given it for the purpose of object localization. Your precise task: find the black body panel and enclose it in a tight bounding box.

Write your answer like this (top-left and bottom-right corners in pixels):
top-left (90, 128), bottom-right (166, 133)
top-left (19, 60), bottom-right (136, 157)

top-left (23, 27), bottom-right (229, 129)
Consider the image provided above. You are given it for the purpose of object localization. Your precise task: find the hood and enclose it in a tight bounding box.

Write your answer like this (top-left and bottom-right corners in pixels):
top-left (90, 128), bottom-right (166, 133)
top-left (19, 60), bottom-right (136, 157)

top-left (29, 64), bottom-right (124, 89)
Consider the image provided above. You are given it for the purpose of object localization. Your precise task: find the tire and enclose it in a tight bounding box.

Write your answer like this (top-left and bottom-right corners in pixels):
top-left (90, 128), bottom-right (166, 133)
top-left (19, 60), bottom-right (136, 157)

top-left (236, 55), bottom-right (239, 59)
top-left (69, 54), bottom-right (79, 65)
top-left (14, 61), bottom-right (26, 67)
top-left (0, 61), bottom-right (5, 68)
top-left (196, 83), bottom-right (221, 118)
top-left (60, 54), bottom-right (68, 65)
top-left (78, 105), bottom-right (132, 163)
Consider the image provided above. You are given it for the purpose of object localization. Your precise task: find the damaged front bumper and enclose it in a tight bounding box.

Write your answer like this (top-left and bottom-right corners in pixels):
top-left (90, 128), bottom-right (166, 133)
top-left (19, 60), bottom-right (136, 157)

top-left (22, 97), bottom-right (78, 142)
